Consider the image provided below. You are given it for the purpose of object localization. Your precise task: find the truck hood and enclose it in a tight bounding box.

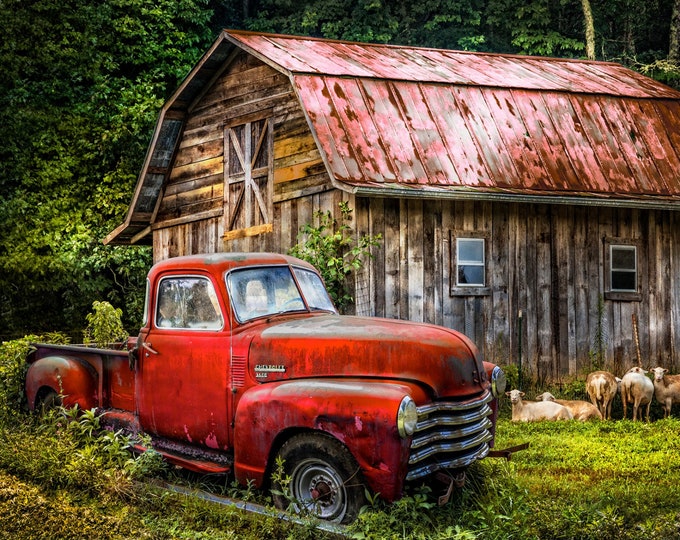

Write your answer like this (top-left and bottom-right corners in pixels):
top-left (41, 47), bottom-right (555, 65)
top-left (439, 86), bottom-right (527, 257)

top-left (246, 314), bottom-right (488, 399)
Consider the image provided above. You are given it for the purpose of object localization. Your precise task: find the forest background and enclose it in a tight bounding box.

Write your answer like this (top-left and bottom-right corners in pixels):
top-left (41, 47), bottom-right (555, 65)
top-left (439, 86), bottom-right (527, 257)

top-left (2, 0), bottom-right (680, 340)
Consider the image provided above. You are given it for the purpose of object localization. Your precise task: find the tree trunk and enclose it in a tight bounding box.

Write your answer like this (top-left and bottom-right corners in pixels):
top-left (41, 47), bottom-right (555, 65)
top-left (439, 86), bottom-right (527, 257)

top-left (581, 0), bottom-right (596, 60)
top-left (670, 0), bottom-right (680, 63)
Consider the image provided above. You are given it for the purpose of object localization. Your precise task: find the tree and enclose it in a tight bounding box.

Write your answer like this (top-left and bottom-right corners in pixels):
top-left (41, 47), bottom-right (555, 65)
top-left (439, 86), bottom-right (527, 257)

top-left (669, 0), bottom-right (680, 63)
top-left (0, 0), bottom-right (215, 338)
top-left (581, 0), bottom-right (595, 59)
top-left (288, 202), bottom-right (381, 312)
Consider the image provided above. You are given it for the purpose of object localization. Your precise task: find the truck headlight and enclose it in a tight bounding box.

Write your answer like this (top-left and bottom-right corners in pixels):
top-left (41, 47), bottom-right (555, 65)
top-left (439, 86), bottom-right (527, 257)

top-left (490, 365), bottom-right (507, 398)
top-left (397, 396), bottom-right (418, 438)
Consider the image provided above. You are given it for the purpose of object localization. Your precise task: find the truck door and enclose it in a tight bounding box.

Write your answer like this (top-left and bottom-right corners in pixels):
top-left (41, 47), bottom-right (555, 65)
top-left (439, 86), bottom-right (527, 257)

top-left (137, 274), bottom-right (231, 450)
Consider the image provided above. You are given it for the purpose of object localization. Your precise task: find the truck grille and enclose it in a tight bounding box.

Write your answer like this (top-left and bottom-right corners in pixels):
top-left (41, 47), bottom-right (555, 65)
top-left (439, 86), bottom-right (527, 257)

top-left (406, 390), bottom-right (494, 481)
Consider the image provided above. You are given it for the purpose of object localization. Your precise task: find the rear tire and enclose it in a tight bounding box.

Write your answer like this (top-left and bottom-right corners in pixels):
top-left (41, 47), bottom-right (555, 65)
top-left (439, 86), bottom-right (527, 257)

top-left (271, 433), bottom-right (367, 524)
top-left (36, 388), bottom-right (62, 413)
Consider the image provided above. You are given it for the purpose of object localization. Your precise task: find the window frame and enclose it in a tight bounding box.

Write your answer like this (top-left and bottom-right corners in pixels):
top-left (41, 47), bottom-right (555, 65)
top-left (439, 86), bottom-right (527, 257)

top-left (154, 275), bottom-right (225, 331)
top-left (603, 237), bottom-right (641, 302)
top-left (450, 231), bottom-right (491, 297)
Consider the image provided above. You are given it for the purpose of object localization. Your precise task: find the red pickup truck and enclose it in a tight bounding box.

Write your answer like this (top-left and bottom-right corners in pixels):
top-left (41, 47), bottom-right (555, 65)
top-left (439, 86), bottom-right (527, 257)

top-left (26, 252), bottom-right (505, 523)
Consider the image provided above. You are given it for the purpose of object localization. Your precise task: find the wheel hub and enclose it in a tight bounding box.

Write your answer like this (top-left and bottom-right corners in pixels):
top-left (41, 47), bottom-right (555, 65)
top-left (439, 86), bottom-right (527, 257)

top-left (309, 475), bottom-right (336, 506)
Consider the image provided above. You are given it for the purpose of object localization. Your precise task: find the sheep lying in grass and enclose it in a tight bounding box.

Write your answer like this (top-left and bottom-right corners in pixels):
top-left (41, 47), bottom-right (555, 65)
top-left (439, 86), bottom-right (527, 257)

top-left (620, 367), bottom-right (654, 421)
top-left (651, 367), bottom-right (680, 418)
top-left (585, 370), bottom-right (618, 420)
top-left (534, 391), bottom-right (602, 421)
top-left (506, 389), bottom-right (573, 422)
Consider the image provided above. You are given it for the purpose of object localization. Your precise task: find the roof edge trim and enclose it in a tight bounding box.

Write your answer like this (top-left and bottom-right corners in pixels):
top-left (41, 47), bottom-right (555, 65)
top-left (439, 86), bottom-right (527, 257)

top-left (353, 186), bottom-right (680, 211)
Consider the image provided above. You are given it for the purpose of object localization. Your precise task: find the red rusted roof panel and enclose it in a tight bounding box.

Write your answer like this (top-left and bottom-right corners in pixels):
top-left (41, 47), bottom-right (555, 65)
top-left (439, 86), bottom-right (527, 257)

top-left (294, 75), bottom-right (680, 197)
top-left (228, 30), bottom-right (680, 201)
top-left (228, 30), bottom-right (680, 99)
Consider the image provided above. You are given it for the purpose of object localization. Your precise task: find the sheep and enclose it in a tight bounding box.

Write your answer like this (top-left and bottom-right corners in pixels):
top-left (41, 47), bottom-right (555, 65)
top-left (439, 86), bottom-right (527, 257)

top-left (651, 366), bottom-right (680, 418)
top-left (585, 370), bottom-right (618, 420)
top-left (506, 389), bottom-right (573, 422)
top-left (620, 366), bottom-right (654, 421)
top-left (534, 391), bottom-right (602, 421)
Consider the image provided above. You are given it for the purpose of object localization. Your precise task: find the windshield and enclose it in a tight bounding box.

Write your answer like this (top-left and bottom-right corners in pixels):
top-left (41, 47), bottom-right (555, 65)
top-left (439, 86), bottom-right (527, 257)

top-left (226, 265), bottom-right (336, 322)
top-left (293, 268), bottom-right (336, 311)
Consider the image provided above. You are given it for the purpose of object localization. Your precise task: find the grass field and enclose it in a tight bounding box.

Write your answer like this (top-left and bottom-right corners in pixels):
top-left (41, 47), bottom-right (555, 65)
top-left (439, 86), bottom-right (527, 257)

top-left (1, 413), bottom-right (678, 539)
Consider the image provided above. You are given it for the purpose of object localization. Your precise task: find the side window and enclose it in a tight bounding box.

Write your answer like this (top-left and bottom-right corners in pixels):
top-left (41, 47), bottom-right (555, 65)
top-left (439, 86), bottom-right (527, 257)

top-left (156, 276), bottom-right (223, 330)
top-left (604, 238), bottom-right (641, 301)
top-left (456, 238), bottom-right (485, 286)
top-left (142, 278), bottom-right (150, 327)
top-left (450, 232), bottom-right (490, 296)
top-left (610, 245), bottom-right (637, 292)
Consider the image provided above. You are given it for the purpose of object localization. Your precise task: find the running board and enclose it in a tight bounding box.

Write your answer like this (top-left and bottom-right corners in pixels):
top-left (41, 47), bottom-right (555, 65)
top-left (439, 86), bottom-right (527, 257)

top-left (132, 441), bottom-right (233, 475)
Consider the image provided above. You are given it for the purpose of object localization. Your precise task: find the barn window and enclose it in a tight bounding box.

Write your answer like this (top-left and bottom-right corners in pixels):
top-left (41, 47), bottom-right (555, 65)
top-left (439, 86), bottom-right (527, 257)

top-left (604, 238), bottom-right (641, 301)
top-left (450, 232), bottom-right (490, 296)
top-left (610, 245), bottom-right (637, 291)
top-left (457, 238), bottom-right (485, 286)
top-left (223, 113), bottom-right (274, 242)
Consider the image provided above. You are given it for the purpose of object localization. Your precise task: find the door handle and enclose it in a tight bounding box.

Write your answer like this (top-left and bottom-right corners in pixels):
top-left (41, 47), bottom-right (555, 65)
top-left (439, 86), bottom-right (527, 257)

top-left (143, 342), bottom-right (159, 355)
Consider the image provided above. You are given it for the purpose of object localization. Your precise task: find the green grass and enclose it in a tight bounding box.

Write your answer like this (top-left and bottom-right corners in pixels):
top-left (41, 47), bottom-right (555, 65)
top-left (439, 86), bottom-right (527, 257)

top-left (0, 413), bottom-right (679, 539)
top-left (491, 417), bottom-right (680, 539)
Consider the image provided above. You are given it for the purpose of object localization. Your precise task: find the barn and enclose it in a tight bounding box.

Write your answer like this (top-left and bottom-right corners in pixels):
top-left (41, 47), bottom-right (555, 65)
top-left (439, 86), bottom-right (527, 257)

top-left (106, 29), bottom-right (680, 379)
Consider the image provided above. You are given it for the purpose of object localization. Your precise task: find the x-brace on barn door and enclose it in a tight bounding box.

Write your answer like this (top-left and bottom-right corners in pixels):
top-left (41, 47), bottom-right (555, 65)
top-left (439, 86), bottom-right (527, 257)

top-left (224, 116), bottom-right (273, 235)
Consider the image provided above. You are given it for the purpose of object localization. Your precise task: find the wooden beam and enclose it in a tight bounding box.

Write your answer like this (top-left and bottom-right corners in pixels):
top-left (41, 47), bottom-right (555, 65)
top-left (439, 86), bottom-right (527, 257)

top-left (222, 223), bottom-right (273, 242)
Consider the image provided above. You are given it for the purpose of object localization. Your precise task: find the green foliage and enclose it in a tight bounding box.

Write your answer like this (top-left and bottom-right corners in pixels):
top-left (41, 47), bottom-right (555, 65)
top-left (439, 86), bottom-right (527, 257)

top-left (487, 0), bottom-right (586, 56)
top-left (289, 202), bottom-right (382, 311)
top-left (83, 301), bottom-right (129, 347)
top-left (0, 0), bottom-right (212, 339)
top-left (0, 335), bottom-right (69, 422)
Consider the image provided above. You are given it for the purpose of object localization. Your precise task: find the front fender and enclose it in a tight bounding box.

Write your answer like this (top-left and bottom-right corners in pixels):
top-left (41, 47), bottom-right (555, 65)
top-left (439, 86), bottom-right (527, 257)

top-left (25, 356), bottom-right (98, 410)
top-left (233, 379), bottom-right (427, 501)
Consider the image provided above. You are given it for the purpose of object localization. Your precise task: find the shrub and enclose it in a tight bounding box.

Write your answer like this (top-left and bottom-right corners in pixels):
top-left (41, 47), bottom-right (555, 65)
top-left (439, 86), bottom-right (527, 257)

top-left (288, 201), bottom-right (381, 312)
top-left (0, 334), bottom-right (69, 421)
top-left (83, 300), bottom-right (128, 347)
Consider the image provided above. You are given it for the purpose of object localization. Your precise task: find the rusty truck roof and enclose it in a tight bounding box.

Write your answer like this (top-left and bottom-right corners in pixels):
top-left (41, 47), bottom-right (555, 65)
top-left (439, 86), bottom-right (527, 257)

top-left (149, 252), bottom-right (317, 276)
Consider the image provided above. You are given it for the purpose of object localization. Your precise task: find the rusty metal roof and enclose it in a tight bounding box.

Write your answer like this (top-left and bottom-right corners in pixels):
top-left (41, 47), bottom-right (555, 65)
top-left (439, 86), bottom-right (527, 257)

top-left (230, 31), bottom-right (680, 203)
top-left (106, 30), bottom-right (680, 245)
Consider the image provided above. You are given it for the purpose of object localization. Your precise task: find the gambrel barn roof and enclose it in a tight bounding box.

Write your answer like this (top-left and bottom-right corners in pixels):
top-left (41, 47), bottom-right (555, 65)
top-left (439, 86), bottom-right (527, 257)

top-left (106, 30), bottom-right (680, 245)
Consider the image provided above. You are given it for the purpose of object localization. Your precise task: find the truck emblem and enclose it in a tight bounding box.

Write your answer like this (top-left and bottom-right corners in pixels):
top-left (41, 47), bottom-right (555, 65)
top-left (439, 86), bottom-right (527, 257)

top-left (254, 365), bottom-right (286, 373)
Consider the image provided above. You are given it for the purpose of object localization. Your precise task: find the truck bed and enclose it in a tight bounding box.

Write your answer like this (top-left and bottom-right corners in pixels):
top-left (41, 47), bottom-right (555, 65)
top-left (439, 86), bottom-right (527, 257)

top-left (28, 342), bottom-right (136, 411)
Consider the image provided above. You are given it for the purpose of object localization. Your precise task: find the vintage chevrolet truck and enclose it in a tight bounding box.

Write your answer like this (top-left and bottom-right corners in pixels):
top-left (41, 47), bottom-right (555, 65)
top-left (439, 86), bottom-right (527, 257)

top-left (25, 252), bottom-right (506, 523)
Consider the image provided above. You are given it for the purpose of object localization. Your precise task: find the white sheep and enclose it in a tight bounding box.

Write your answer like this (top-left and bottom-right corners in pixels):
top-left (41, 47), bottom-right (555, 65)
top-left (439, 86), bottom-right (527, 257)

top-left (620, 366), bottom-right (654, 421)
top-left (506, 389), bottom-right (573, 422)
top-left (585, 370), bottom-right (618, 420)
top-left (534, 391), bottom-right (602, 421)
top-left (651, 367), bottom-right (680, 418)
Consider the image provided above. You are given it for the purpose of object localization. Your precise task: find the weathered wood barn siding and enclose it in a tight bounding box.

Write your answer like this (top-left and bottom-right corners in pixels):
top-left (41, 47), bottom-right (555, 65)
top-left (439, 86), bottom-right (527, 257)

top-left (152, 51), bottom-right (334, 259)
top-left (356, 198), bottom-right (680, 378)
top-left (107, 30), bottom-right (680, 380)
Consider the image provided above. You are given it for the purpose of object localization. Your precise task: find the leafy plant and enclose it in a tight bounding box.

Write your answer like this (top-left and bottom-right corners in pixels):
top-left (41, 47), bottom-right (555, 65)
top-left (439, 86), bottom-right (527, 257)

top-left (288, 201), bottom-right (381, 312)
top-left (83, 300), bottom-right (128, 347)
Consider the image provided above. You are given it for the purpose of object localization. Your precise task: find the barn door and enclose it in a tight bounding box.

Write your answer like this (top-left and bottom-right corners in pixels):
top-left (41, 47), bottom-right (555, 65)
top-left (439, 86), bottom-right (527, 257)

top-left (223, 116), bottom-right (273, 240)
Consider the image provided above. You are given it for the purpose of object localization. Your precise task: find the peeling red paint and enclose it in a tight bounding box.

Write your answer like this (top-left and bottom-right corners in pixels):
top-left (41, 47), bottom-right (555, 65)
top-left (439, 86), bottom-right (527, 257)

top-left (231, 30), bottom-right (680, 202)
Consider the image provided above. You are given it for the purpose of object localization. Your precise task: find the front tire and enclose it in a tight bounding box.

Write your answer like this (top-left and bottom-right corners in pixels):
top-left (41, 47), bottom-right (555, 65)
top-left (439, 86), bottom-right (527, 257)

top-left (271, 433), bottom-right (367, 524)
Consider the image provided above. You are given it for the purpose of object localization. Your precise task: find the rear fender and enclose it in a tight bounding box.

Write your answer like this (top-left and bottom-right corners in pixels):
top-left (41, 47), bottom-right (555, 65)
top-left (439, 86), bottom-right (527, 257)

top-left (26, 356), bottom-right (98, 410)
top-left (233, 379), bottom-right (427, 501)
